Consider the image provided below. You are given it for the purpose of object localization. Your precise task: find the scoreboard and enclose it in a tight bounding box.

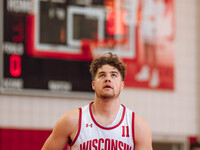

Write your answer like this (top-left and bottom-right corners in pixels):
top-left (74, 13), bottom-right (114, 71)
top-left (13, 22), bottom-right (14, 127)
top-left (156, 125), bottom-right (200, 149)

top-left (0, 0), bottom-right (138, 97)
top-left (0, 0), bottom-right (174, 96)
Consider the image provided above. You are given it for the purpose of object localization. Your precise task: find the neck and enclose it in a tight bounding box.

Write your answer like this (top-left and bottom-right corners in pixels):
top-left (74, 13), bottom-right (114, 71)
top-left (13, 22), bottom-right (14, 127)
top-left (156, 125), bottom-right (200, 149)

top-left (92, 96), bottom-right (121, 125)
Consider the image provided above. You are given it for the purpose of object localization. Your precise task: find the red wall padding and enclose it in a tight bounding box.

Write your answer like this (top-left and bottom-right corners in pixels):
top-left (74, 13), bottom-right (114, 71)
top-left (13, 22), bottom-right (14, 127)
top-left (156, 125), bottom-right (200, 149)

top-left (0, 128), bottom-right (68, 150)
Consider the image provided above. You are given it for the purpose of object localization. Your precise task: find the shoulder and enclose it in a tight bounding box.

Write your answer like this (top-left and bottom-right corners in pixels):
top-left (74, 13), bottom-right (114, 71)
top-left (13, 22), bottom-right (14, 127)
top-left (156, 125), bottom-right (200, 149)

top-left (58, 108), bottom-right (80, 128)
top-left (41, 109), bottom-right (81, 149)
top-left (127, 110), bottom-right (151, 136)
top-left (61, 109), bottom-right (80, 124)
top-left (134, 114), bottom-right (151, 134)
top-left (53, 108), bottom-right (80, 138)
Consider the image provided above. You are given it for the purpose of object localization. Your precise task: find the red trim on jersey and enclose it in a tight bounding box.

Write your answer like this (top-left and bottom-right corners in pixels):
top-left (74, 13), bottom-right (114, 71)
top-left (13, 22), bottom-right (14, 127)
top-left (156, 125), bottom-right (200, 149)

top-left (69, 108), bottom-right (82, 146)
top-left (89, 102), bottom-right (126, 130)
top-left (132, 112), bottom-right (135, 146)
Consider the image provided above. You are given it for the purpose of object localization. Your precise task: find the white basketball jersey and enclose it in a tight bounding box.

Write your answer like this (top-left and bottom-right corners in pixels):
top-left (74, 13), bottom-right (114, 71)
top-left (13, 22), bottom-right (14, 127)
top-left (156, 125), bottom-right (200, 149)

top-left (68, 102), bottom-right (135, 150)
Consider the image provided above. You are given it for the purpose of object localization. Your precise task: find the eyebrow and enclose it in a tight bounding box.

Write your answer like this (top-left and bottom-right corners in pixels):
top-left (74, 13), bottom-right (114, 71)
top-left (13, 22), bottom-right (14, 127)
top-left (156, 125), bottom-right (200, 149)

top-left (110, 71), bottom-right (119, 74)
top-left (98, 71), bottom-right (119, 75)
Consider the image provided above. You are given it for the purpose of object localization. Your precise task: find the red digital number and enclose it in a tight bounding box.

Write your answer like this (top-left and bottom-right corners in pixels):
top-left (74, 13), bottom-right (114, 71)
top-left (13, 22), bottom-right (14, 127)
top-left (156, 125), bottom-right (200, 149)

top-left (10, 54), bottom-right (21, 77)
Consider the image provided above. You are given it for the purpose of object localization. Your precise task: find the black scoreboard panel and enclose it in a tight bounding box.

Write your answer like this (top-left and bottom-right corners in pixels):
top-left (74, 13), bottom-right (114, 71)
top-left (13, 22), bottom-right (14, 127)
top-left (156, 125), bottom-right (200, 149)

top-left (39, 1), bottom-right (103, 45)
top-left (0, 0), bottom-right (136, 97)
top-left (0, 0), bottom-right (102, 98)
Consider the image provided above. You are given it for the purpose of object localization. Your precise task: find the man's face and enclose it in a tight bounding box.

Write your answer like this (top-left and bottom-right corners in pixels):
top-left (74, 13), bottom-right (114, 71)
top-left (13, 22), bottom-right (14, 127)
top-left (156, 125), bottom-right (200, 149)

top-left (92, 64), bottom-right (124, 99)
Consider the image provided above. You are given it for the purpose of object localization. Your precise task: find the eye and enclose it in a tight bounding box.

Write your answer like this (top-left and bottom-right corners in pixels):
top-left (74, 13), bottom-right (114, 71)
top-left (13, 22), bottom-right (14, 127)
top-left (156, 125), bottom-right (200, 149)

top-left (99, 74), bottom-right (105, 78)
top-left (111, 74), bottom-right (117, 78)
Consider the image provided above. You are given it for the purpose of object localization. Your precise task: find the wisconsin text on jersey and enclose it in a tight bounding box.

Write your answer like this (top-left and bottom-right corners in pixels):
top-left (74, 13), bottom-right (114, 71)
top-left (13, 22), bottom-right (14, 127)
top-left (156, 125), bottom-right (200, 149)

top-left (80, 138), bottom-right (132, 150)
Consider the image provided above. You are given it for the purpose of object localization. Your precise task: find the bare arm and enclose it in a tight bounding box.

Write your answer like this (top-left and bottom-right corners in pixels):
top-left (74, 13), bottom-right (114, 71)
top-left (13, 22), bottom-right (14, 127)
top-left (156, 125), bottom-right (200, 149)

top-left (134, 114), bottom-right (153, 150)
top-left (42, 109), bottom-right (79, 150)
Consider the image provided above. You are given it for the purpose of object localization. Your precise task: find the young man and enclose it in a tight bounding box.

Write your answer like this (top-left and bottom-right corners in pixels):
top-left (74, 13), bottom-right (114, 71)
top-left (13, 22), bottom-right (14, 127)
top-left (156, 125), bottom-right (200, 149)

top-left (42, 53), bottom-right (153, 150)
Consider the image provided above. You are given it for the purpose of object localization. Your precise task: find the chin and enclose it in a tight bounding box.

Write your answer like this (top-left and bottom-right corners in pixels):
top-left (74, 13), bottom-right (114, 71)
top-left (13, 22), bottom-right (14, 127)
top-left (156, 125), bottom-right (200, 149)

top-left (96, 92), bottom-right (112, 99)
top-left (101, 94), bottom-right (115, 99)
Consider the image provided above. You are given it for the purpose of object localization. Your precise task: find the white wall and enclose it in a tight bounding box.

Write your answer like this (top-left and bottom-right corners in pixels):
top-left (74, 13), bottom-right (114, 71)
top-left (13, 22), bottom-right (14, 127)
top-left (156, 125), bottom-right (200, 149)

top-left (0, 0), bottom-right (199, 141)
top-left (197, 0), bottom-right (200, 140)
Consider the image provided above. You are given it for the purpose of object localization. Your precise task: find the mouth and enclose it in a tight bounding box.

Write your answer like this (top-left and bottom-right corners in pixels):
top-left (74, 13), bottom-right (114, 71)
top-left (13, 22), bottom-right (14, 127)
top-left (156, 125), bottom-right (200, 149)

top-left (104, 85), bottom-right (112, 89)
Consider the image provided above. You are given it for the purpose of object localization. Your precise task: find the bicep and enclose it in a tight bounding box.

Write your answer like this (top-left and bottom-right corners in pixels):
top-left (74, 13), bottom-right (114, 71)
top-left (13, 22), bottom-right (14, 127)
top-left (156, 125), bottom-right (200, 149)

top-left (42, 121), bottom-right (69, 150)
top-left (42, 109), bottom-right (79, 150)
top-left (42, 131), bottom-right (67, 150)
top-left (134, 115), bottom-right (153, 150)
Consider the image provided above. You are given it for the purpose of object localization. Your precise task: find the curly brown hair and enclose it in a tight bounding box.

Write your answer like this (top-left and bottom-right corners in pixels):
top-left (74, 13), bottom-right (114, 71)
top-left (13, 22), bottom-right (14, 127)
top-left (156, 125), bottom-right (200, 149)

top-left (89, 53), bottom-right (126, 81)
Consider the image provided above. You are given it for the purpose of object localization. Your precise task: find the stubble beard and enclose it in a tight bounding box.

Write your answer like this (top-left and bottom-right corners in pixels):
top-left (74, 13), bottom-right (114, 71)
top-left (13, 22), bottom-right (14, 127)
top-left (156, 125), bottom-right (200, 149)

top-left (95, 90), bottom-right (121, 100)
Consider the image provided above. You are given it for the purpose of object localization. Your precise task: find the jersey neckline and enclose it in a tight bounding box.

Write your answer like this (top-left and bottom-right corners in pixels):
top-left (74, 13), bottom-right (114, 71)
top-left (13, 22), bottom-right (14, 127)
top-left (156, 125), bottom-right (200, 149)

top-left (89, 102), bottom-right (126, 130)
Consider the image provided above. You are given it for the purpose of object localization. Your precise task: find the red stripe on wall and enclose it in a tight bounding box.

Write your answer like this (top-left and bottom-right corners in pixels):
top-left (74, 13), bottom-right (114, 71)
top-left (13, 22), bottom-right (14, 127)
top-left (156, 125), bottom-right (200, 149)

top-left (0, 128), bottom-right (68, 150)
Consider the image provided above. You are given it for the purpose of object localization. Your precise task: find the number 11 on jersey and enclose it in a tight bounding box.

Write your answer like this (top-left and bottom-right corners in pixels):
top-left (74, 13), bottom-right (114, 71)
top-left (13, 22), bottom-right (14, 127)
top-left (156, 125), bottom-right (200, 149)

top-left (122, 126), bottom-right (129, 137)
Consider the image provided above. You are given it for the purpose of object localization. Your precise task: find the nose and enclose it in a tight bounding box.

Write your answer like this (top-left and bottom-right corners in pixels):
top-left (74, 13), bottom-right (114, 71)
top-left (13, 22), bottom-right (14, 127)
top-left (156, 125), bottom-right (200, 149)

top-left (104, 74), bottom-right (111, 83)
top-left (105, 78), bottom-right (111, 83)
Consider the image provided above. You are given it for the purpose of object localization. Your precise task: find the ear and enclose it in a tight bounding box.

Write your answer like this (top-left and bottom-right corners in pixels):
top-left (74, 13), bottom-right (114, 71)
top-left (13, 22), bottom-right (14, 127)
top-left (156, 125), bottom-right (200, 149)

top-left (121, 81), bottom-right (124, 90)
top-left (92, 81), bottom-right (95, 90)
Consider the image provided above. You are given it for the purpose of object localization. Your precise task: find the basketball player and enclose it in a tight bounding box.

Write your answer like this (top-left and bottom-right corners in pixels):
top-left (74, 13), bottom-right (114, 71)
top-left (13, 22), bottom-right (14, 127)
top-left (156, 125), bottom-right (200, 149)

top-left (42, 52), bottom-right (153, 150)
